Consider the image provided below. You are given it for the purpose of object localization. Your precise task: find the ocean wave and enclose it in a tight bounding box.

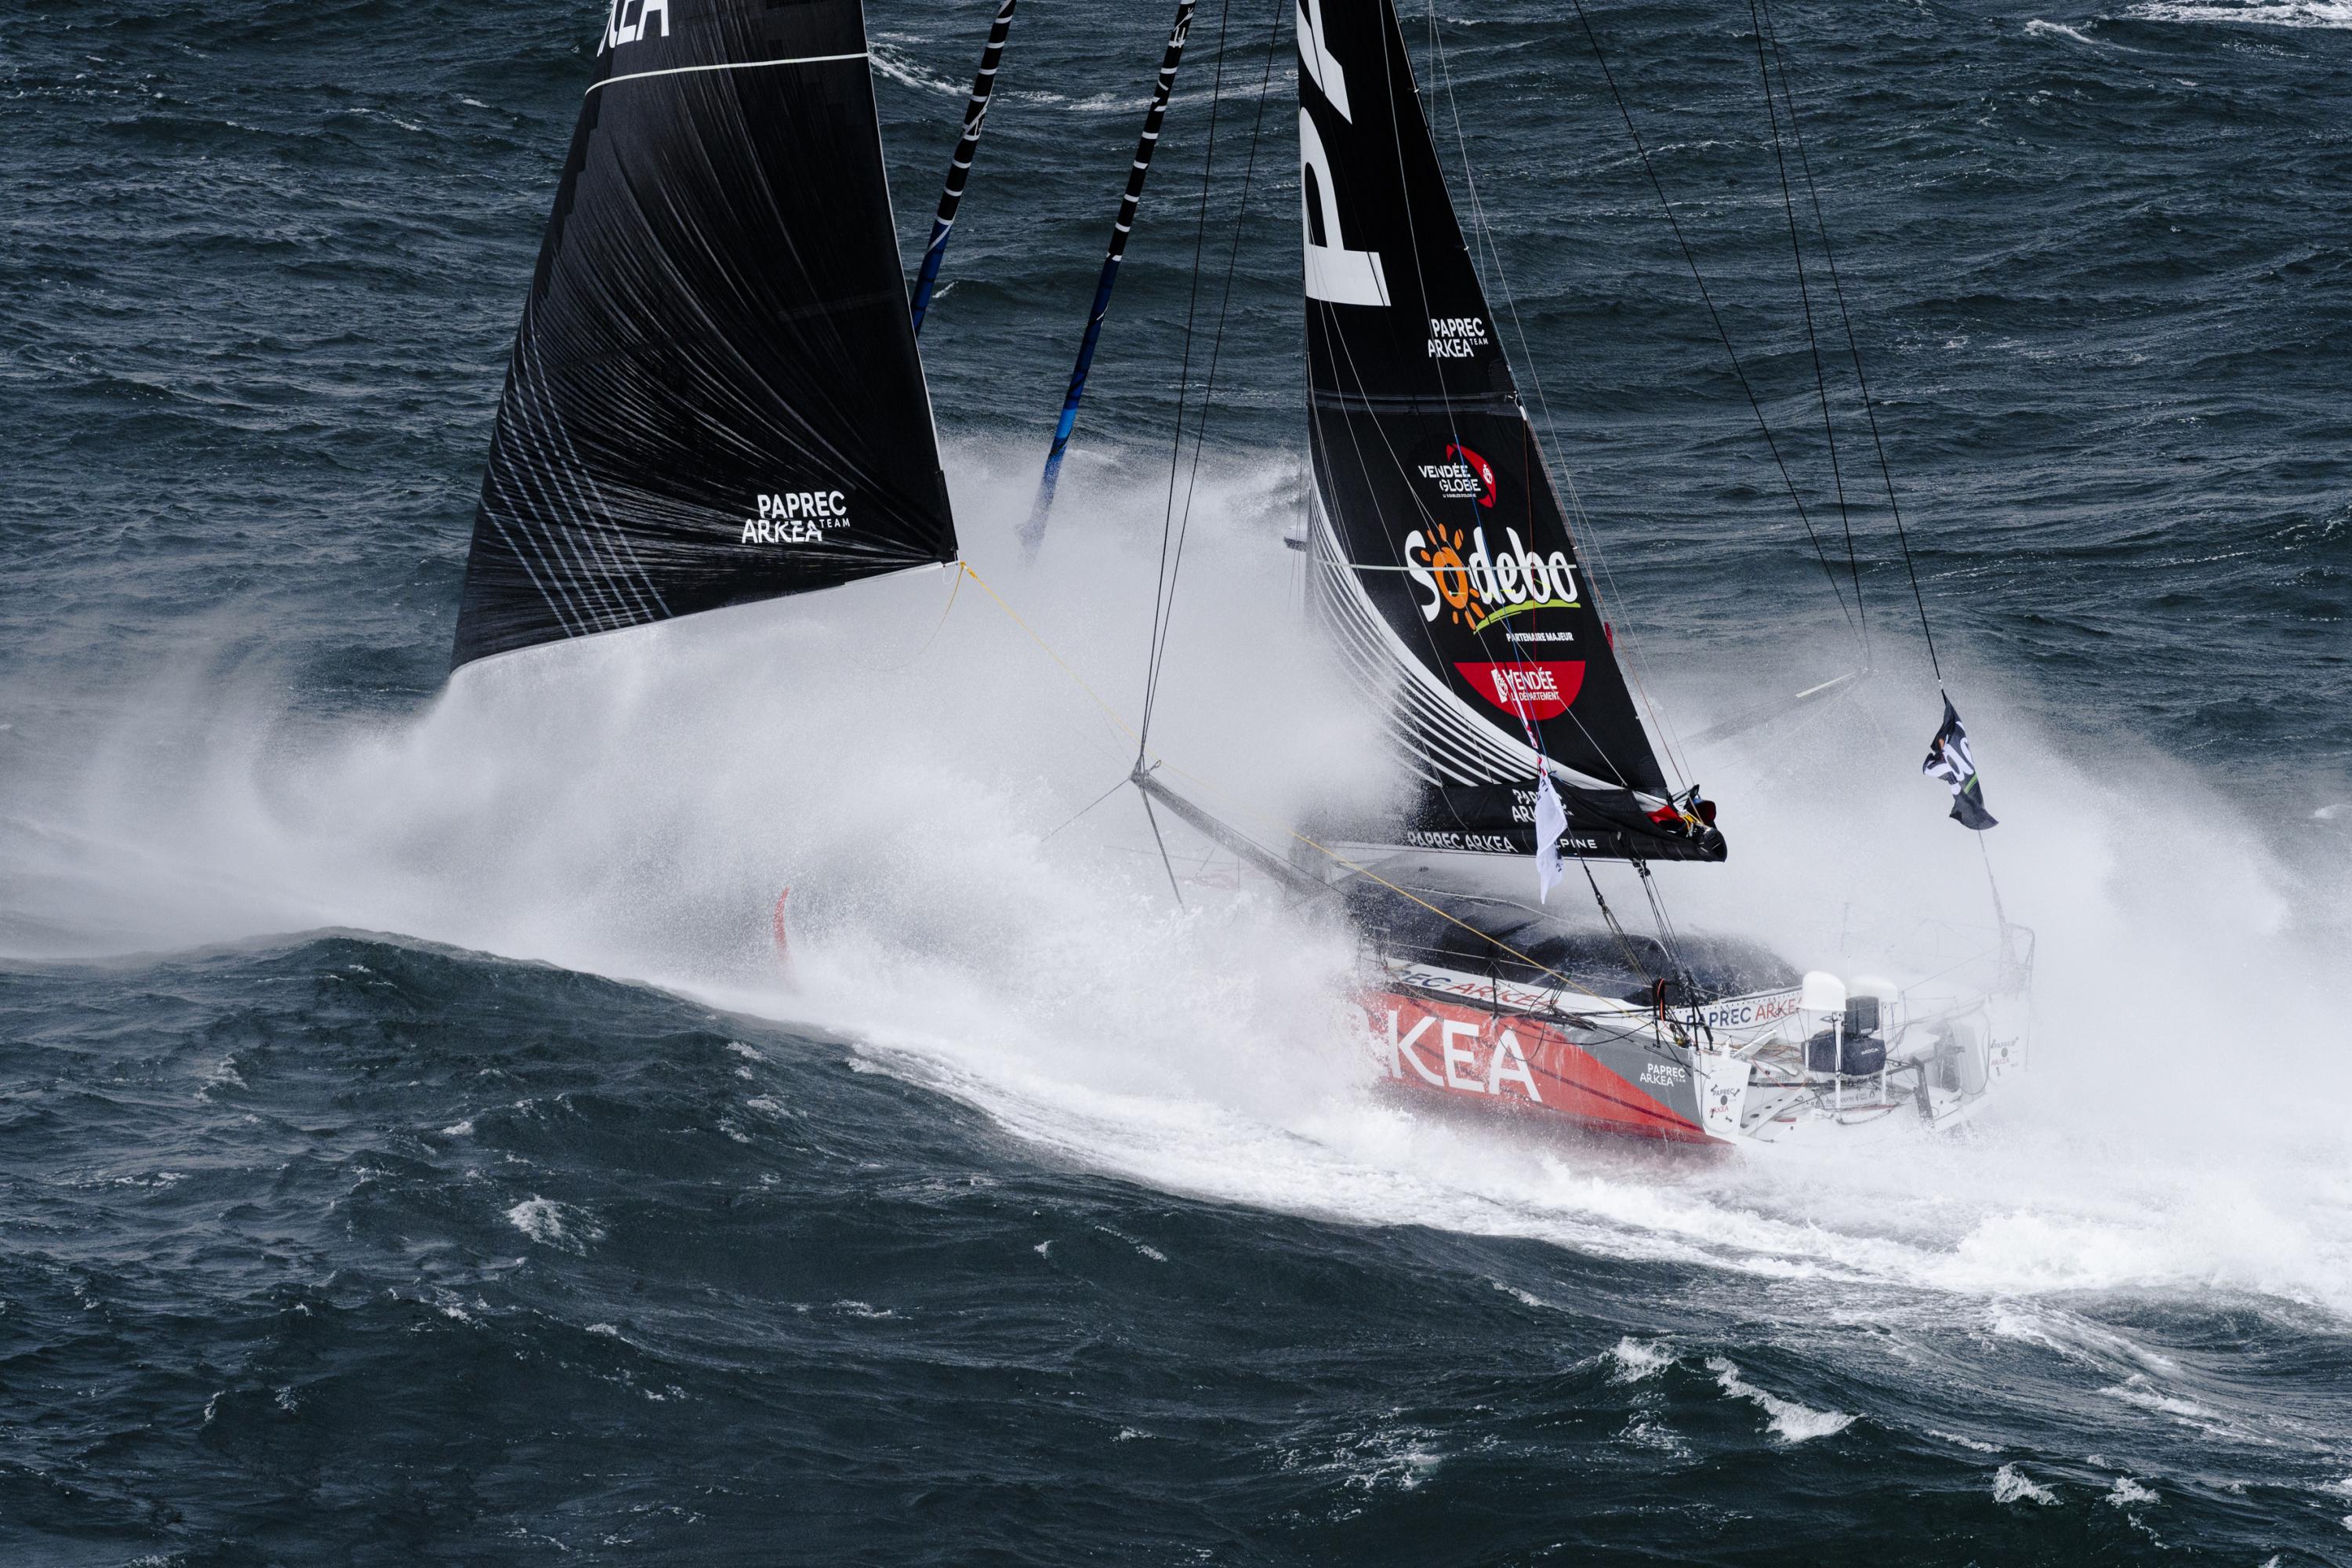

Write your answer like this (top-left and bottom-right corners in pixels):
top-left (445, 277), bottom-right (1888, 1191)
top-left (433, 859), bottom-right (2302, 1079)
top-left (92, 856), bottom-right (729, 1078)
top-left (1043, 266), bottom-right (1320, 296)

top-left (2124, 0), bottom-right (2352, 25)
top-left (1705, 1357), bottom-right (1857, 1443)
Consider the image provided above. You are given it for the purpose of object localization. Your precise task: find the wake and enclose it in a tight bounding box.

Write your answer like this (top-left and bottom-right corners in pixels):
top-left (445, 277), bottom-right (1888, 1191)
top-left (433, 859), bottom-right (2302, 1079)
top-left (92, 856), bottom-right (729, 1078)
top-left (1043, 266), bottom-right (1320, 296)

top-left (5, 441), bottom-right (2349, 1328)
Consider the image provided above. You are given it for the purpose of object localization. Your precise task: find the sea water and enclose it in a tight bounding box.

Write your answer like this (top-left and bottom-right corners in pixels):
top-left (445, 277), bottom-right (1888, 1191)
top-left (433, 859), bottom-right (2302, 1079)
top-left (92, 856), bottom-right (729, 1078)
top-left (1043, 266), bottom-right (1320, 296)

top-left (2, 1), bottom-right (2347, 1561)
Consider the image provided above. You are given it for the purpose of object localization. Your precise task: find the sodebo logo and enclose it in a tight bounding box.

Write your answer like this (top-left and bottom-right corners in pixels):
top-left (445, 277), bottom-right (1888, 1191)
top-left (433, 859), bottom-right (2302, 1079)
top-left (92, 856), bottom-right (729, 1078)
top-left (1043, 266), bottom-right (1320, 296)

top-left (1403, 522), bottom-right (1583, 633)
top-left (601, 0), bottom-right (671, 53)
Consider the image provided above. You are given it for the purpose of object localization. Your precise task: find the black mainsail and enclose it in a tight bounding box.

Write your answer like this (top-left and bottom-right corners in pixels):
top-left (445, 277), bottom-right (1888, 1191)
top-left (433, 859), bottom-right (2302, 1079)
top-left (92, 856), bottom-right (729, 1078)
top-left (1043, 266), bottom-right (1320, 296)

top-left (453, 0), bottom-right (956, 669)
top-left (1298, 0), bottom-right (1722, 864)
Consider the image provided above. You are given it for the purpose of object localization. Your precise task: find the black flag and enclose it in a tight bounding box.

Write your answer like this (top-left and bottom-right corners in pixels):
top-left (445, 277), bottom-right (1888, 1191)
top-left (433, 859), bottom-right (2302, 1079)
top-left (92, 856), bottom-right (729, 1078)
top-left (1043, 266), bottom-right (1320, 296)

top-left (1922, 697), bottom-right (1998, 830)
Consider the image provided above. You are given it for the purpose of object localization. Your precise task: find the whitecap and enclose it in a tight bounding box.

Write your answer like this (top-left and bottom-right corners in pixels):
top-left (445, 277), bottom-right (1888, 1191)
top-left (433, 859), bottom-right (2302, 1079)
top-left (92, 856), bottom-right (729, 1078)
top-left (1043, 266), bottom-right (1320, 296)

top-left (1338, 1427), bottom-right (1442, 1493)
top-left (2024, 19), bottom-right (2112, 46)
top-left (505, 1196), bottom-right (602, 1251)
top-left (866, 44), bottom-right (960, 96)
top-left (2106, 1475), bottom-right (2159, 1507)
top-left (2095, 1374), bottom-right (2243, 1437)
top-left (1929, 1428), bottom-right (2000, 1453)
top-left (1618, 1413), bottom-right (1690, 1457)
top-left (1994, 1464), bottom-right (2060, 1505)
top-left (1609, 1337), bottom-right (1673, 1383)
top-left (1706, 1356), bottom-right (1855, 1442)
top-left (1989, 1305), bottom-right (2179, 1374)
top-left (2125, 0), bottom-right (2352, 24)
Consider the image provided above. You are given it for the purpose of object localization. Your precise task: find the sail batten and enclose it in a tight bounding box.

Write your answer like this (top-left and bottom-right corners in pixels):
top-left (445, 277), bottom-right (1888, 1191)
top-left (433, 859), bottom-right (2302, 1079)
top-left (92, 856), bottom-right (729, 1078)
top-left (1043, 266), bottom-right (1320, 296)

top-left (1298, 0), bottom-right (1722, 864)
top-left (453, 0), bottom-right (954, 670)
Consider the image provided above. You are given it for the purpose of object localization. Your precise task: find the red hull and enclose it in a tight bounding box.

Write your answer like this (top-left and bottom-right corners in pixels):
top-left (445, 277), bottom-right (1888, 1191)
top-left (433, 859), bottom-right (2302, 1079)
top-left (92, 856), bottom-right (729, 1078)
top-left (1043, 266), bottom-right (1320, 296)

top-left (1364, 988), bottom-right (1710, 1144)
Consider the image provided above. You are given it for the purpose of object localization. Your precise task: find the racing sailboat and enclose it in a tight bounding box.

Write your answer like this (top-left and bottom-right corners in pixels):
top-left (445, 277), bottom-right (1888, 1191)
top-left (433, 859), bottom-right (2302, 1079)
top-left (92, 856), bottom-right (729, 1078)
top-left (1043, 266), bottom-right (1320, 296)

top-left (450, 0), bottom-right (2024, 1147)
top-left (1240, 0), bottom-right (2027, 1142)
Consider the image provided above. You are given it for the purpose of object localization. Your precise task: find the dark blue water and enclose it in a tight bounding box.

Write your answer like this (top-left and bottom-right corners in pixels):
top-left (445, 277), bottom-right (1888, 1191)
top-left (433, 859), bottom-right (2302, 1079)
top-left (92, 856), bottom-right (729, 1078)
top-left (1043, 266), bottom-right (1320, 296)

top-left (5, 1), bottom-right (2350, 1563)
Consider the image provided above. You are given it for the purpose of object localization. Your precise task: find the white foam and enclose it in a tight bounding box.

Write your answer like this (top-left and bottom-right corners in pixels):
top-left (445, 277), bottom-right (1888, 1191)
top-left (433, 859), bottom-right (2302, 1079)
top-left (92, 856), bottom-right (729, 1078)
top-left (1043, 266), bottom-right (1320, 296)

top-left (2024, 19), bottom-right (2113, 45)
top-left (2096, 1374), bottom-right (2234, 1430)
top-left (2106, 1475), bottom-right (2159, 1507)
top-left (1609, 1338), bottom-right (1673, 1383)
top-left (864, 43), bottom-right (960, 96)
top-left (1989, 1304), bottom-right (2180, 1374)
top-left (1705, 1356), bottom-right (1855, 1443)
top-left (1337, 1427), bottom-right (1443, 1493)
top-left (1619, 1413), bottom-right (1689, 1457)
top-left (1994, 1464), bottom-right (2060, 1505)
top-left (505, 1196), bottom-right (601, 1252)
top-left (9, 440), bottom-right (2352, 1335)
top-left (2126, 0), bottom-right (2352, 25)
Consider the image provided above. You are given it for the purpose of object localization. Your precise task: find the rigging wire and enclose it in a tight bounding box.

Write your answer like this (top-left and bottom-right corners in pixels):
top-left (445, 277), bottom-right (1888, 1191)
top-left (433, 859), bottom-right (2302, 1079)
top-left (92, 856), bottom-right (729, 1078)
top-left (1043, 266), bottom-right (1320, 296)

top-left (1421, 2), bottom-right (1695, 797)
top-left (1138, 787), bottom-right (1190, 908)
top-left (1756, 2), bottom-right (2004, 941)
top-left (1309, 6), bottom-right (1669, 826)
top-left (1138, 0), bottom-right (1284, 753)
top-left (1561, 0), bottom-right (1864, 643)
top-left (1756, 0), bottom-right (1944, 684)
top-left (1040, 770), bottom-right (1142, 844)
top-left (1745, 0), bottom-right (1868, 668)
top-left (1137, 0), bottom-right (1232, 758)
top-left (1375, 13), bottom-right (1646, 810)
top-left (1414, 5), bottom-right (1693, 990)
top-left (1577, 853), bottom-right (1650, 985)
top-left (1635, 859), bottom-right (1691, 990)
top-left (964, 557), bottom-right (1639, 1017)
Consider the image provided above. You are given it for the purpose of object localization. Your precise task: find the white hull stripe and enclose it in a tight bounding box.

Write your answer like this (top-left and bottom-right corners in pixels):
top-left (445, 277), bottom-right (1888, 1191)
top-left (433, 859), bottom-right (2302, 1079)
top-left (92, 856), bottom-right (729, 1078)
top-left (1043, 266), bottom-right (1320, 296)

top-left (1311, 494), bottom-right (1617, 793)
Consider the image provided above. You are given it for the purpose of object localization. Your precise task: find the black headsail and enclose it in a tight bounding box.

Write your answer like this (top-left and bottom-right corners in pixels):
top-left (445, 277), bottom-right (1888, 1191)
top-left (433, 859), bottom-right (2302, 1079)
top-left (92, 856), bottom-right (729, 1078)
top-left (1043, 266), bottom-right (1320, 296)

top-left (1298, 0), bottom-right (1721, 864)
top-left (453, 0), bottom-right (956, 670)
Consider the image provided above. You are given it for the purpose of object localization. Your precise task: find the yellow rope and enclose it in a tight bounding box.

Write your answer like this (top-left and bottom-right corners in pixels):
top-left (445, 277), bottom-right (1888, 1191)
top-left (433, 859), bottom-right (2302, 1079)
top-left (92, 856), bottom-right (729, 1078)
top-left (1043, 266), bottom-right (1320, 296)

top-left (959, 561), bottom-right (1141, 745)
top-left (958, 559), bottom-right (1621, 1011)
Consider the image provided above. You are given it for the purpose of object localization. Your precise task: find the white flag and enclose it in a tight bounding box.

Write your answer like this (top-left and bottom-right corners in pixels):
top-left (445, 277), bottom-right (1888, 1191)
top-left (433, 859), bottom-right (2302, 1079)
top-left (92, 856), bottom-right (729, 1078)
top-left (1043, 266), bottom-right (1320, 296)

top-left (1534, 771), bottom-right (1567, 903)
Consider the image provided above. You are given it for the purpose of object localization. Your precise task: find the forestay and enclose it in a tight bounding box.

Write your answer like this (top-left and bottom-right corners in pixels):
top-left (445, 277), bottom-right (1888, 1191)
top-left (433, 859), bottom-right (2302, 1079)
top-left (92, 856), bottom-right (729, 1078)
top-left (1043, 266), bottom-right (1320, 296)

top-left (453, 0), bottom-right (956, 669)
top-left (1298, 0), bottom-right (1721, 864)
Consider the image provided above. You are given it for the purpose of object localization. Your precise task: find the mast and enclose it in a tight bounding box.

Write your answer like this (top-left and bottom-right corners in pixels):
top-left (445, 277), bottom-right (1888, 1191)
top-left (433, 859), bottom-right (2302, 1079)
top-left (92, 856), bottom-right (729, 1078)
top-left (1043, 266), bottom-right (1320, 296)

top-left (1295, 0), bottom-right (1721, 864)
top-left (453, 0), bottom-right (956, 669)
top-left (1018, 0), bottom-right (1198, 555)
top-left (909, 0), bottom-right (1018, 336)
